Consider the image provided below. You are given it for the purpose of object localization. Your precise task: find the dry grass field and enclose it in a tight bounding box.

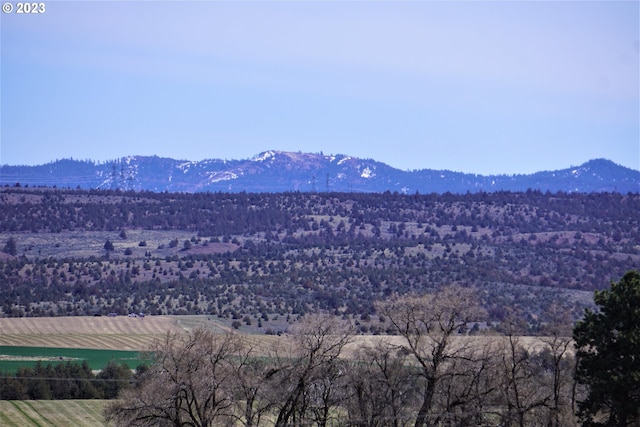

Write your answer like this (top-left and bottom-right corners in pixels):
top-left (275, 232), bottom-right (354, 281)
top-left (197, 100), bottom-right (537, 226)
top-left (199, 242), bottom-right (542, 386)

top-left (0, 400), bottom-right (108, 427)
top-left (0, 315), bottom-right (284, 353)
top-left (344, 334), bottom-right (563, 359)
top-left (3, 229), bottom-right (206, 260)
top-left (0, 315), bottom-right (563, 354)
top-left (0, 315), bottom-right (186, 350)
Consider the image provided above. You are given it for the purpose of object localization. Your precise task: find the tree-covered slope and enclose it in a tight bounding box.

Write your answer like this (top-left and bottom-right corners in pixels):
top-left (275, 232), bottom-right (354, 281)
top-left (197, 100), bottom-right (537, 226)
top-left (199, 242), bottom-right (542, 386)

top-left (0, 188), bottom-right (638, 330)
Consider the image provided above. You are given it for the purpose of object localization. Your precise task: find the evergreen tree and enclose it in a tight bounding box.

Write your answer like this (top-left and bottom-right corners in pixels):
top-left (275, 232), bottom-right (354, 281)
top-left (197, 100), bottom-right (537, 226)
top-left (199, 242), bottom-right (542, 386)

top-left (2, 237), bottom-right (17, 256)
top-left (97, 360), bottom-right (132, 399)
top-left (573, 270), bottom-right (640, 427)
top-left (104, 240), bottom-right (115, 251)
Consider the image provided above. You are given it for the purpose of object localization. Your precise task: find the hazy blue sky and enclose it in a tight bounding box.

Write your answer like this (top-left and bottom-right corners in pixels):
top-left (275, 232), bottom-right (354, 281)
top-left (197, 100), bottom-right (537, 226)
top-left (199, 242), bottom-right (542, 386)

top-left (1, 1), bottom-right (638, 174)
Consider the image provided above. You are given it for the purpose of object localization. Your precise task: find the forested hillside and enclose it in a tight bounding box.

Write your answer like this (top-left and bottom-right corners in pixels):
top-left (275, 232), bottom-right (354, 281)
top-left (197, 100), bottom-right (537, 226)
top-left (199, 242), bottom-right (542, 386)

top-left (0, 187), bottom-right (638, 331)
top-left (1, 154), bottom-right (638, 193)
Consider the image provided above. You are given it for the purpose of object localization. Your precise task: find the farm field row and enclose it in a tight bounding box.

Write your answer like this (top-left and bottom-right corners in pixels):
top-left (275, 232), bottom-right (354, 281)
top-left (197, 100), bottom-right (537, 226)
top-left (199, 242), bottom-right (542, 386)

top-left (0, 399), bottom-right (108, 427)
top-left (0, 315), bottom-right (283, 375)
top-left (0, 346), bottom-right (141, 373)
top-left (0, 315), bottom-right (184, 350)
top-left (0, 315), bottom-right (562, 354)
top-left (0, 315), bottom-right (286, 354)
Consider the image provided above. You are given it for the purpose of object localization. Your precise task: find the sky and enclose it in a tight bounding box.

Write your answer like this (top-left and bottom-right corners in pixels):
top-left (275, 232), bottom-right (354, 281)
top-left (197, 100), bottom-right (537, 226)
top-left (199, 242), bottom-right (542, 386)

top-left (1, 1), bottom-right (638, 175)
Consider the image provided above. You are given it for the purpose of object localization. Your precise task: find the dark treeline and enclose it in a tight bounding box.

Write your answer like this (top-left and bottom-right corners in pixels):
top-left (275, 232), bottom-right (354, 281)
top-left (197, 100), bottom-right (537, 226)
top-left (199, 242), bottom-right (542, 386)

top-left (1, 188), bottom-right (638, 236)
top-left (0, 359), bottom-right (138, 400)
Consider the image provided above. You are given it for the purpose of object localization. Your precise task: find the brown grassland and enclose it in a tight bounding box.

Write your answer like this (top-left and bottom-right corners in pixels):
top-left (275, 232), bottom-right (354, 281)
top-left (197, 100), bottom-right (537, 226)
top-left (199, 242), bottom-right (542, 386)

top-left (0, 314), bottom-right (559, 357)
top-left (0, 315), bottom-right (183, 350)
top-left (0, 315), bottom-right (284, 354)
top-left (0, 399), bottom-right (108, 427)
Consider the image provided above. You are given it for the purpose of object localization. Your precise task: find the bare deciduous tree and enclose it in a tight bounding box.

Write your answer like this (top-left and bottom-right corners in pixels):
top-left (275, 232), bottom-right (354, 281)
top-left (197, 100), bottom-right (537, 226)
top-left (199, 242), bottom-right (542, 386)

top-left (103, 299), bottom-right (580, 427)
top-left (266, 313), bottom-right (354, 427)
top-left (376, 285), bottom-right (485, 427)
top-left (105, 327), bottom-right (246, 427)
top-left (433, 340), bottom-right (500, 426)
top-left (497, 315), bottom-right (551, 427)
top-left (346, 340), bottom-right (417, 427)
top-left (539, 303), bottom-right (577, 427)
top-left (230, 343), bottom-right (274, 427)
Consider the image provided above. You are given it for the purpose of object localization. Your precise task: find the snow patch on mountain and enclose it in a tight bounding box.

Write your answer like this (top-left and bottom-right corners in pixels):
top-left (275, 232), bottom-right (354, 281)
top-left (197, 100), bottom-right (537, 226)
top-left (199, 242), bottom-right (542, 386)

top-left (252, 151), bottom-right (276, 162)
top-left (206, 171), bottom-right (240, 183)
top-left (178, 162), bottom-right (197, 173)
top-left (360, 167), bottom-right (374, 179)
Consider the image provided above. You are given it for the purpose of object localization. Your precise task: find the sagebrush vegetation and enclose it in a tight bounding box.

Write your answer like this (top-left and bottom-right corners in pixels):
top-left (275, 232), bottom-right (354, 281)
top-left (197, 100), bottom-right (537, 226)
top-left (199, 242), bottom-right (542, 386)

top-left (0, 187), bottom-right (638, 331)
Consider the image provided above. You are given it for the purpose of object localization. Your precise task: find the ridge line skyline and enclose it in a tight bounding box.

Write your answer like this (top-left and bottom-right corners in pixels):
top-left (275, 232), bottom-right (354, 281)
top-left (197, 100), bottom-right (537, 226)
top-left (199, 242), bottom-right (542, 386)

top-left (2, 151), bottom-right (638, 175)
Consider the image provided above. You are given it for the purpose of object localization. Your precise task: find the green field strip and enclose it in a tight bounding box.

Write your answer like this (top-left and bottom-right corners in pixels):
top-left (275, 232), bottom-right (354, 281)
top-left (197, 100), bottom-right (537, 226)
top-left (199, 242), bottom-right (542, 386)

top-left (0, 346), bottom-right (142, 373)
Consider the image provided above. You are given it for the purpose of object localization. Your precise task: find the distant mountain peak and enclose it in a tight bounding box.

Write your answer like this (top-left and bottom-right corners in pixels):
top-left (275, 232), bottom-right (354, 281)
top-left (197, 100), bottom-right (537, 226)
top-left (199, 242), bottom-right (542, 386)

top-left (251, 150), bottom-right (277, 162)
top-left (1, 152), bottom-right (638, 194)
top-left (578, 158), bottom-right (623, 172)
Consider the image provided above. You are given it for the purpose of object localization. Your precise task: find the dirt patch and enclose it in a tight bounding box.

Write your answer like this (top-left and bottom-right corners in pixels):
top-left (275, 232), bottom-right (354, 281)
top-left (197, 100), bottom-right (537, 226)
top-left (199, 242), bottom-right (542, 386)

top-left (185, 242), bottom-right (239, 255)
top-left (0, 252), bottom-right (14, 261)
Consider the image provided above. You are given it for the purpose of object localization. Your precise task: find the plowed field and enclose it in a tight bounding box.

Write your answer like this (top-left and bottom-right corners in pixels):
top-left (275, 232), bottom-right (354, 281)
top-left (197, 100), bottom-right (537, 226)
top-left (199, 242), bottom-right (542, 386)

top-left (0, 316), bottom-right (182, 350)
top-left (0, 400), bottom-right (107, 427)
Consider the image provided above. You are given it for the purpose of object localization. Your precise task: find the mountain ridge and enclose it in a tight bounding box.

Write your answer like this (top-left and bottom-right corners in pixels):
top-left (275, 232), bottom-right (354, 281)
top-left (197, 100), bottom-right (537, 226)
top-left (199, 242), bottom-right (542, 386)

top-left (0, 151), bottom-right (638, 194)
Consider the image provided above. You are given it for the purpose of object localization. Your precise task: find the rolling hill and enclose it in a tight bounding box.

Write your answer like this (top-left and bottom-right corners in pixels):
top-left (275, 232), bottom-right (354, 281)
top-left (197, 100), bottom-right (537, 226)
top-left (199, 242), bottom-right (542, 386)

top-left (1, 152), bottom-right (637, 193)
